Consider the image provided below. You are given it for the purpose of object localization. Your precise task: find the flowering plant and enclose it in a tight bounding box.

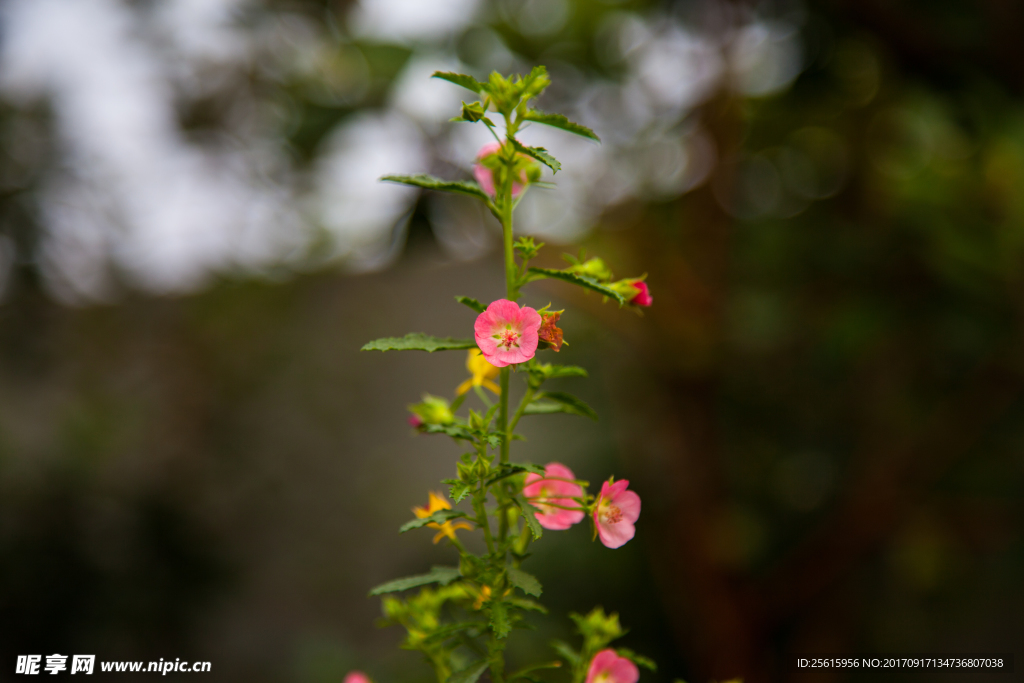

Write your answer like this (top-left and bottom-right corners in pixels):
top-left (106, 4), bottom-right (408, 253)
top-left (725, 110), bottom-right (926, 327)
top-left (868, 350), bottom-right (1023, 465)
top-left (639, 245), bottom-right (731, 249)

top-left (361, 67), bottom-right (654, 683)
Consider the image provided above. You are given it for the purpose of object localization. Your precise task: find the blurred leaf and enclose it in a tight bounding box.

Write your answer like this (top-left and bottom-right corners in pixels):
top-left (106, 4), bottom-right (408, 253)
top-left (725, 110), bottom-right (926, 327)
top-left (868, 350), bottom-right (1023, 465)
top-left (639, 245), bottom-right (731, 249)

top-left (513, 494), bottom-right (543, 539)
top-left (432, 71), bottom-right (485, 94)
top-left (616, 648), bottom-right (657, 672)
top-left (361, 333), bottom-right (476, 352)
top-left (507, 567), bottom-right (542, 597)
top-left (509, 662), bottom-right (562, 682)
top-left (490, 599), bottom-right (511, 639)
top-left (450, 660), bottom-right (491, 683)
top-left (456, 296), bottom-right (487, 314)
top-left (523, 111), bottom-right (600, 142)
top-left (550, 641), bottom-right (580, 667)
top-left (509, 597), bottom-right (548, 613)
top-left (526, 392), bottom-right (597, 421)
top-left (485, 462), bottom-right (546, 485)
top-left (526, 268), bottom-right (626, 304)
top-left (399, 509), bottom-right (468, 533)
top-left (510, 139), bottom-right (561, 174)
top-left (368, 566), bottom-right (461, 595)
top-left (423, 423), bottom-right (477, 442)
top-left (381, 174), bottom-right (490, 201)
top-left (422, 621), bottom-right (485, 644)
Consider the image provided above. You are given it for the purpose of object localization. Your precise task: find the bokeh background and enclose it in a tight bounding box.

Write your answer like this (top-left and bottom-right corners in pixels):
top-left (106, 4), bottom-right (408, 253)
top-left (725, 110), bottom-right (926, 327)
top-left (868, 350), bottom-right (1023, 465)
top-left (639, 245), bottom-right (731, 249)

top-left (1, 0), bottom-right (1022, 681)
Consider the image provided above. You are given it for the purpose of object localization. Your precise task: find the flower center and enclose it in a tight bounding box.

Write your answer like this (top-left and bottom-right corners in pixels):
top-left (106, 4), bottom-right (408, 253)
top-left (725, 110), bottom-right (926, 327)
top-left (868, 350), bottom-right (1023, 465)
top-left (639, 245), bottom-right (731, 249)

top-left (496, 328), bottom-right (520, 351)
top-left (600, 502), bottom-right (622, 525)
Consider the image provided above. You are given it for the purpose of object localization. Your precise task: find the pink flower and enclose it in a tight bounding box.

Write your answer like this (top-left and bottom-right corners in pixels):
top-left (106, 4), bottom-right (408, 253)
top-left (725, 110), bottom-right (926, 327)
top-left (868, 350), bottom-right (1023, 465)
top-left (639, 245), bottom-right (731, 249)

top-left (473, 142), bottom-right (527, 197)
top-left (523, 463), bottom-right (585, 530)
top-left (474, 299), bottom-right (542, 367)
top-left (344, 672), bottom-right (372, 683)
top-left (593, 479), bottom-right (641, 549)
top-left (585, 650), bottom-right (639, 683)
top-left (630, 281), bottom-right (652, 307)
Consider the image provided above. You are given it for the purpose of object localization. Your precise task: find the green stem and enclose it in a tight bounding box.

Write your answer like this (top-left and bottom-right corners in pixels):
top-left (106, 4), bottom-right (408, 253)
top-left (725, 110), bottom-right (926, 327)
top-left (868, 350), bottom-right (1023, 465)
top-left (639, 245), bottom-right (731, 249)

top-left (499, 369), bottom-right (510, 465)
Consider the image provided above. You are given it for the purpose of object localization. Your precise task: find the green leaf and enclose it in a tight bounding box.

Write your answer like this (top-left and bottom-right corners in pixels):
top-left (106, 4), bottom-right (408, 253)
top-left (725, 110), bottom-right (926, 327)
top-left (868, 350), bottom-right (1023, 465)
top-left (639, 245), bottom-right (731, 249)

top-left (616, 648), bottom-right (657, 672)
top-left (490, 600), bottom-right (511, 639)
top-left (510, 139), bottom-right (561, 174)
top-left (527, 392), bottom-right (598, 421)
top-left (422, 621), bottom-right (485, 644)
top-left (526, 267), bottom-right (626, 304)
top-left (381, 174), bottom-right (490, 202)
top-left (507, 567), bottom-right (542, 597)
top-left (523, 402), bottom-right (567, 416)
top-left (545, 364), bottom-right (588, 378)
top-left (423, 423), bottom-right (477, 442)
top-left (508, 597), bottom-right (548, 613)
top-left (509, 661), bottom-right (562, 683)
top-left (513, 494), bottom-right (543, 539)
top-left (432, 71), bottom-right (484, 94)
top-left (449, 660), bottom-right (491, 683)
top-left (448, 480), bottom-right (472, 504)
top-left (368, 566), bottom-right (461, 595)
top-left (523, 110), bottom-right (600, 142)
top-left (455, 296), bottom-right (487, 314)
top-left (485, 462), bottom-right (545, 486)
top-left (362, 333), bottom-right (477, 353)
top-left (400, 509), bottom-right (468, 533)
top-left (550, 641), bottom-right (581, 667)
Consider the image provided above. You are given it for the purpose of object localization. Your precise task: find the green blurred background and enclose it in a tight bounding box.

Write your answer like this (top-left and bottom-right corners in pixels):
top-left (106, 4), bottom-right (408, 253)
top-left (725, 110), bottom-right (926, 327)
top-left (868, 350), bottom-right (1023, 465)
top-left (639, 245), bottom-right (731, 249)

top-left (1, 0), bottom-right (1022, 681)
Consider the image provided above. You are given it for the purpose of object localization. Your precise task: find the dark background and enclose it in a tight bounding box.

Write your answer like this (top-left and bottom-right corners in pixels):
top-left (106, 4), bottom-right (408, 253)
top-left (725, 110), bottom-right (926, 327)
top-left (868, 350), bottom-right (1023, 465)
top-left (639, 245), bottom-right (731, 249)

top-left (1, 1), bottom-right (1022, 681)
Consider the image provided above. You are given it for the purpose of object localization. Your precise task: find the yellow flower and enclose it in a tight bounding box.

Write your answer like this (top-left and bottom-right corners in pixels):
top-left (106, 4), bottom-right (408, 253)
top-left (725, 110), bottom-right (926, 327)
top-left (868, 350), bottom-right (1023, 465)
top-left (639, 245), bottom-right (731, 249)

top-left (413, 491), bottom-right (473, 544)
top-left (456, 349), bottom-right (500, 396)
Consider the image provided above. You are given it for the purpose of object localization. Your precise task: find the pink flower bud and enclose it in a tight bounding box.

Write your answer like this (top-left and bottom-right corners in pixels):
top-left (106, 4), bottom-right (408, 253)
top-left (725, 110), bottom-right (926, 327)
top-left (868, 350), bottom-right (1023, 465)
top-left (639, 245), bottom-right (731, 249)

top-left (593, 479), bottom-right (641, 549)
top-left (473, 142), bottom-right (527, 197)
top-left (523, 463), bottom-right (585, 530)
top-left (585, 650), bottom-right (638, 683)
top-left (344, 672), bottom-right (372, 683)
top-left (474, 299), bottom-right (542, 367)
top-left (629, 281), bottom-right (652, 307)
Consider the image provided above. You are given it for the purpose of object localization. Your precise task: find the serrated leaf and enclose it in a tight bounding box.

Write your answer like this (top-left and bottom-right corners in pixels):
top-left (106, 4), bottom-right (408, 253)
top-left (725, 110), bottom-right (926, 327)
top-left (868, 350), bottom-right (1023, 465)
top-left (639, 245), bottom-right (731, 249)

top-left (400, 509), bottom-right (468, 533)
top-left (616, 648), bottom-right (657, 672)
top-left (490, 600), bottom-right (511, 639)
top-left (526, 268), bottom-right (625, 304)
top-left (423, 422), bottom-right (477, 442)
top-left (523, 110), bottom-right (600, 142)
top-left (507, 567), bottom-right (542, 597)
top-left (362, 333), bottom-right (477, 353)
top-left (381, 174), bottom-right (490, 202)
top-left (510, 139), bottom-right (561, 174)
top-left (550, 641), bottom-right (580, 667)
top-left (456, 296), bottom-right (487, 314)
top-left (448, 481), bottom-right (472, 504)
top-left (449, 660), bottom-right (491, 683)
top-left (513, 494), bottom-right (543, 539)
top-left (432, 71), bottom-right (484, 94)
top-left (368, 566), bottom-right (461, 595)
